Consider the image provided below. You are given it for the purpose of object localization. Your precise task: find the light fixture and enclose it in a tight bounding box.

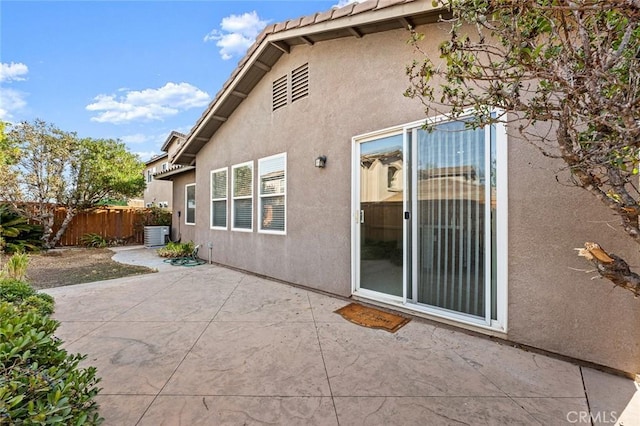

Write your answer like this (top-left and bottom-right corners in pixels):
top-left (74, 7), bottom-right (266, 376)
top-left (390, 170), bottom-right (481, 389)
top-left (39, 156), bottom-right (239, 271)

top-left (315, 155), bottom-right (327, 168)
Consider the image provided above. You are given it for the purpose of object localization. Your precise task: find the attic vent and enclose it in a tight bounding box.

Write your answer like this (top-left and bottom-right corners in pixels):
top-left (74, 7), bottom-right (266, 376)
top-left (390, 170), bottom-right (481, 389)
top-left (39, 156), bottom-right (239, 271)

top-left (291, 63), bottom-right (309, 102)
top-left (272, 75), bottom-right (288, 111)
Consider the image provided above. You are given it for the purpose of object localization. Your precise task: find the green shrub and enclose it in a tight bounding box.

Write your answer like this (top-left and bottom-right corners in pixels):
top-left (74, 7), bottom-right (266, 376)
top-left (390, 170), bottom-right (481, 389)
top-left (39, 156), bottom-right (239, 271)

top-left (140, 206), bottom-right (172, 226)
top-left (1, 251), bottom-right (29, 281)
top-left (0, 301), bottom-right (103, 425)
top-left (80, 233), bottom-right (108, 248)
top-left (0, 204), bottom-right (44, 253)
top-left (157, 241), bottom-right (195, 258)
top-left (0, 278), bottom-right (54, 316)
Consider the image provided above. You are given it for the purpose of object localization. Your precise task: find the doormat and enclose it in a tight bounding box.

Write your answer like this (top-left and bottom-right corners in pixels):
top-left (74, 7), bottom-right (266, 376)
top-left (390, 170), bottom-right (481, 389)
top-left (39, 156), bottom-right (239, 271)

top-left (335, 303), bottom-right (410, 333)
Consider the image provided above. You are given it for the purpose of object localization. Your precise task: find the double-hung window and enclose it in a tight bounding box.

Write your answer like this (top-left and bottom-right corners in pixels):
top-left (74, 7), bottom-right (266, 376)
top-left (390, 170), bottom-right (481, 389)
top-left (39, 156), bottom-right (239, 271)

top-left (211, 168), bottom-right (228, 229)
top-left (232, 162), bottom-right (253, 231)
top-left (258, 153), bottom-right (286, 234)
top-left (185, 183), bottom-right (196, 225)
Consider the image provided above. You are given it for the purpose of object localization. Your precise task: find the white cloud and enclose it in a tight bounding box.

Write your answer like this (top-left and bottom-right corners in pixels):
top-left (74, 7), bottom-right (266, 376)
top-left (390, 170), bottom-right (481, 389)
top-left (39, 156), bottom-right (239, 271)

top-left (0, 62), bottom-right (28, 82)
top-left (86, 82), bottom-right (210, 124)
top-left (0, 62), bottom-right (29, 120)
top-left (120, 133), bottom-right (150, 144)
top-left (204, 11), bottom-right (269, 60)
top-left (0, 88), bottom-right (28, 121)
top-left (333, 0), bottom-right (367, 7)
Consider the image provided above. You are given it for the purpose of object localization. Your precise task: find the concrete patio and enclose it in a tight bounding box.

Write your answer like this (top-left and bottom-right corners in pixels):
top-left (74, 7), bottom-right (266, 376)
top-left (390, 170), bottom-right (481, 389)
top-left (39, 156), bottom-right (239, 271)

top-left (42, 246), bottom-right (639, 425)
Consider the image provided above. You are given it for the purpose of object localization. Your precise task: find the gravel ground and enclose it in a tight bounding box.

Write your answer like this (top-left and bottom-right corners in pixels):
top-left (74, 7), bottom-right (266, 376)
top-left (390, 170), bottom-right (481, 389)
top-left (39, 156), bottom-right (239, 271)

top-left (1, 248), bottom-right (156, 290)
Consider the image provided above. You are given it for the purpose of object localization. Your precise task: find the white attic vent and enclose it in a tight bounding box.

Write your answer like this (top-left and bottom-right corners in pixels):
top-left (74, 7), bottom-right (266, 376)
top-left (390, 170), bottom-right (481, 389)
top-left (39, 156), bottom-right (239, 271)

top-left (272, 75), bottom-right (288, 111)
top-left (291, 63), bottom-right (309, 102)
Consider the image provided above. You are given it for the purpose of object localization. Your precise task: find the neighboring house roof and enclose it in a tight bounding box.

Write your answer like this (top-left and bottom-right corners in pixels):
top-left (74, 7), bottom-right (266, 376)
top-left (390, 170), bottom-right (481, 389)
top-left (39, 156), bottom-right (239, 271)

top-left (162, 131), bottom-right (186, 154)
top-left (145, 152), bottom-right (168, 166)
top-left (173, 0), bottom-right (442, 165)
top-left (154, 165), bottom-right (196, 181)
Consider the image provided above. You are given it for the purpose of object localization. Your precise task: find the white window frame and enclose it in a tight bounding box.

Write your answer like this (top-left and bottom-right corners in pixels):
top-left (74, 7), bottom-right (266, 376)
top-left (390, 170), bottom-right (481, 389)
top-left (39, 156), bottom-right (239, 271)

top-left (185, 183), bottom-right (196, 226)
top-left (258, 153), bottom-right (286, 235)
top-left (210, 167), bottom-right (228, 230)
top-left (232, 161), bottom-right (253, 232)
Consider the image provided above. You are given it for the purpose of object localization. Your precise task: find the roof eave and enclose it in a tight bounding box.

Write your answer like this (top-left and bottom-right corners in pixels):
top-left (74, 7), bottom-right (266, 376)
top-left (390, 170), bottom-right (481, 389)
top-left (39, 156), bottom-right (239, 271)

top-left (173, 0), bottom-right (443, 165)
top-left (154, 165), bottom-right (196, 180)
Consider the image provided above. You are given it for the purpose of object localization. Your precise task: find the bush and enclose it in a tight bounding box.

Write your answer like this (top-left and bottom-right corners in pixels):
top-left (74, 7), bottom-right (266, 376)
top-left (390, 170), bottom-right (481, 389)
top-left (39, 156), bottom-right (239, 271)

top-left (0, 272), bottom-right (102, 424)
top-left (0, 278), bottom-right (54, 316)
top-left (0, 302), bottom-right (102, 425)
top-left (1, 251), bottom-right (29, 281)
top-left (157, 241), bottom-right (195, 258)
top-left (80, 233), bottom-right (108, 249)
top-left (140, 206), bottom-right (172, 227)
top-left (0, 204), bottom-right (44, 254)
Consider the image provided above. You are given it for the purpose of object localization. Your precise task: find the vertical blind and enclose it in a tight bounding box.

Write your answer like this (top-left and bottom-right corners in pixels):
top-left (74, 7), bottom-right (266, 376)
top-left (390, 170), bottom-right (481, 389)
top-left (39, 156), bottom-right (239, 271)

top-left (416, 121), bottom-right (487, 317)
top-left (233, 163), bottom-right (253, 229)
top-left (211, 169), bottom-right (227, 228)
top-left (259, 154), bottom-right (286, 232)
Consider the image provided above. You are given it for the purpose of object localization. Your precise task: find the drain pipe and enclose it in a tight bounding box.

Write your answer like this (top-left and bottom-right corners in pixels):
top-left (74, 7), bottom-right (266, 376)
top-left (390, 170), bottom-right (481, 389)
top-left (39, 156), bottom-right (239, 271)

top-left (207, 241), bottom-right (213, 264)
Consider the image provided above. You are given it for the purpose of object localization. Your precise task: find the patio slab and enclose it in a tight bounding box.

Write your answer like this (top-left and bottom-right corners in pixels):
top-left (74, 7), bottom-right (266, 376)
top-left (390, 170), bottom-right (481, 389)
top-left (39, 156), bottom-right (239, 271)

top-left (42, 246), bottom-right (639, 425)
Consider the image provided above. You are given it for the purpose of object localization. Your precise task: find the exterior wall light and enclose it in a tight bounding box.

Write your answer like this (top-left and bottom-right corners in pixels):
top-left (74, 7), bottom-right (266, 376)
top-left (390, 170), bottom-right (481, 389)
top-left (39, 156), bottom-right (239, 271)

top-left (315, 155), bottom-right (327, 168)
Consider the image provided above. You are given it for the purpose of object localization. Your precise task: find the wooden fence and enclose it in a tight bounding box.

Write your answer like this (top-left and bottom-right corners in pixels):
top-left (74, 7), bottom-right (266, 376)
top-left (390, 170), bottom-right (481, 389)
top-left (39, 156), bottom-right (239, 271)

top-left (52, 206), bottom-right (148, 246)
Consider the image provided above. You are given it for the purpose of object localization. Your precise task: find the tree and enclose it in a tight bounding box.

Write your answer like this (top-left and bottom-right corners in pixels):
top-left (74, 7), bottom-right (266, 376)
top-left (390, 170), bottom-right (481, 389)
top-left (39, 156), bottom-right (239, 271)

top-left (405, 0), bottom-right (640, 297)
top-left (1, 120), bottom-right (146, 248)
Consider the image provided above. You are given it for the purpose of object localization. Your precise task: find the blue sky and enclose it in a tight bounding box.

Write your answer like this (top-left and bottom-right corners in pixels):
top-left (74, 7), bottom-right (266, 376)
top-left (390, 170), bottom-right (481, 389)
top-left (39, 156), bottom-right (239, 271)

top-left (0, 0), bottom-right (360, 161)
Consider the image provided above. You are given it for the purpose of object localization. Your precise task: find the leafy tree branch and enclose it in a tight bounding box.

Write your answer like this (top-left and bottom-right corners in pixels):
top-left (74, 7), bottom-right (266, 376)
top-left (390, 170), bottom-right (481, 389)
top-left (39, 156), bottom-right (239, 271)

top-left (406, 0), bottom-right (640, 296)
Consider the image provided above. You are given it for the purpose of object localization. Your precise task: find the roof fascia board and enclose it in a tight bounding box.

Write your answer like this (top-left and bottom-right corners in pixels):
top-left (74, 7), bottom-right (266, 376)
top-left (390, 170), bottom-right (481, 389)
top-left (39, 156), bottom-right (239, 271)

top-left (154, 165), bottom-right (196, 180)
top-left (268, 1), bottom-right (441, 43)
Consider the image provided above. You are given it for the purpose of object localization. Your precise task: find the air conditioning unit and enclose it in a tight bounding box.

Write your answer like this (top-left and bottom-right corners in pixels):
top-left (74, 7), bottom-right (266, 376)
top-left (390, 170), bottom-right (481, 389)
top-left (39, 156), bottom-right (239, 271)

top-left (144, 226), bottom-right (170, 247)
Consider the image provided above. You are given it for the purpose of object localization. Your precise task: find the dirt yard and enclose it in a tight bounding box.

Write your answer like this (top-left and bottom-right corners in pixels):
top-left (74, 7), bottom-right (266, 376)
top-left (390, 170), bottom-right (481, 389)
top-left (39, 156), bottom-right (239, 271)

top-left (2, 248), bottom-right (156, 290)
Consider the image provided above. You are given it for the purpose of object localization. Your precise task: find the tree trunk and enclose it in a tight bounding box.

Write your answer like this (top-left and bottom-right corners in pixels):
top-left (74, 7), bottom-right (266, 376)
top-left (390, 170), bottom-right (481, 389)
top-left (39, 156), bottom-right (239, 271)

top-left (41, 211), bottom-right (55, 249)
top-left (49, 207), bottom-right (77, 248)
top-left (576, 242), bottom-right (640, 297)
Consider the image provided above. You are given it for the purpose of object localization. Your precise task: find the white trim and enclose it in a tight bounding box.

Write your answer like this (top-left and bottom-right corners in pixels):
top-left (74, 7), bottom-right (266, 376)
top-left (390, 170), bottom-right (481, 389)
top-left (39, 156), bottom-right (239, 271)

top-left (494, 112), bottom-right (509, 332)
top-left (210, 167), bottom-right (228, 230)
top-left (231, 161), bottom-right (254, 232)
top-left (258, 152), bottom-right (287, 235)
top-left (185, 183), bottom-right (196, 226)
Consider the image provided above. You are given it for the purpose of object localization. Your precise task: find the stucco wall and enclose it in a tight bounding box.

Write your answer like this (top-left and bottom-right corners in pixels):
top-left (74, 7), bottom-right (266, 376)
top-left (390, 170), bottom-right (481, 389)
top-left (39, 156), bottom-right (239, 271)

top-left (187, 23), bottom-right (639, 374)
top-left (193, 25), bottom-right (430, 297)
top-left (144, 157), bottom-right (173, 208)
top-left (170, 170), bottom-right (196, 244)
top-left (507, 133), bottom-right (640, 374)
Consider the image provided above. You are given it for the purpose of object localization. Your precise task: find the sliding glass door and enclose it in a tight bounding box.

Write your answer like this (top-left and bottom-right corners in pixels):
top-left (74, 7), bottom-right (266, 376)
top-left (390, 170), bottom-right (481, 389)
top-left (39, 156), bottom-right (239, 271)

top-left (357, 133), bottom-right (405, 297)
top-left (353, 114), bottom-right (505, 329)
top-left (411, 121), bottom-right (495, 320)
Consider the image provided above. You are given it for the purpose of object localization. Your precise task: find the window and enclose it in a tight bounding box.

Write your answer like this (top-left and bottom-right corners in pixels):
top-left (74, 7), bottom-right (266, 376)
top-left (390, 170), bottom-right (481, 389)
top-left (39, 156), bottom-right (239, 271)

top-left (147, 169), bottom-right (153, 183)
top-left (211, 168), bottom-right (228, 229)
top-left (259, 153), bottom-right (286, 234)
top-left (232, 162), bottom-right (253, 231)
top-left (185, 183), bottom-right (196, 225)
top-left (161, 162), bottom-right (168, 172)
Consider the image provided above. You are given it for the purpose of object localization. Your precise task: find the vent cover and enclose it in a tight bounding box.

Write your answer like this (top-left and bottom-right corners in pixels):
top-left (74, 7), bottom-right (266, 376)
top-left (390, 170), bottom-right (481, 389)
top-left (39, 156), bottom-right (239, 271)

top-left (272, 75), bottom-right (288, 111)
top-left (291, 63), bottom-right (309, 102)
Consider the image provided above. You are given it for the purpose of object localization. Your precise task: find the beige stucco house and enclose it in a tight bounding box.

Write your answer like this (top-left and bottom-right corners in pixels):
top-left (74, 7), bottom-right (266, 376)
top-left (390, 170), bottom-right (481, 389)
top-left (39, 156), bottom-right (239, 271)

top-left (164, 0), bottom-right (639, 375)
top-left (143, 131), bottom-right (195, 213)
